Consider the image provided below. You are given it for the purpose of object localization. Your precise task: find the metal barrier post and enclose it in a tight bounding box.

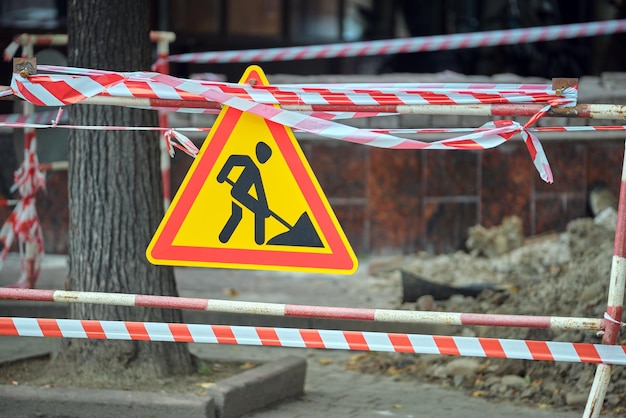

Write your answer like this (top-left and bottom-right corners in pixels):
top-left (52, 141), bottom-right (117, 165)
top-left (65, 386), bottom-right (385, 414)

top-left (150, 31), bottom-right (177, 210)
top-left (17, 40), bottom-right (42, 289)
top-left (584, 141), bottom-right (626, 417)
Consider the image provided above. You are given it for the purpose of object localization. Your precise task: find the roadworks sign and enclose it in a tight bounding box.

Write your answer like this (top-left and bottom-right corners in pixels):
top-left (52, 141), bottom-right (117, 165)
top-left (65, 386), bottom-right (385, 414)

top-left (147, 65), bottom-right (357, 274)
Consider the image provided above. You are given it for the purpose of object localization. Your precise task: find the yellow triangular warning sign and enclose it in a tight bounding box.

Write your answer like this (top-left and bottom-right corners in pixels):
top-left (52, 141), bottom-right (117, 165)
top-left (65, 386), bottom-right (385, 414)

top-left (146, 65), bottom-right (357, 274)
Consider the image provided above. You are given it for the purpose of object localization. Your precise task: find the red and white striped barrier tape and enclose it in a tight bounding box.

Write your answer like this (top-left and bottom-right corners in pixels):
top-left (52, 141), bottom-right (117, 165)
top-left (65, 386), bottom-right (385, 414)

top-left (167, 19), bottom-right (626, 64)
top-left (1, 317), bottom-right (623, 365)
top-left (10, 118), bottom-right (626, 159)
top-left (11, 119), bottom-right (626, 137)
top-left (9, 67), bottom-right (576, 182)
top-left (0, 201), bottom-right (44, 289)
top-left (0, 287), bottom-right (602, 331)
top-left (0, 129), bottom-right (45, 289)
top-left (151, 72), bottom-right (560, 182)
top-left (29, 65), bottom-right (578, 108)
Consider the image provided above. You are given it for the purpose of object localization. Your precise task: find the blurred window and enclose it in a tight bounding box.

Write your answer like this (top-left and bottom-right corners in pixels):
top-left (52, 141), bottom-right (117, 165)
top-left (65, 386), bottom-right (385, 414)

top-left (0, 0), bottom-right (63, 29)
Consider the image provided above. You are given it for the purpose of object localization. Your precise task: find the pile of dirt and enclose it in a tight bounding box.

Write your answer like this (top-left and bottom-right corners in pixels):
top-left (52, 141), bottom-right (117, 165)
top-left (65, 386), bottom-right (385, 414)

top-left (356, 215), bottom-right (626, 415)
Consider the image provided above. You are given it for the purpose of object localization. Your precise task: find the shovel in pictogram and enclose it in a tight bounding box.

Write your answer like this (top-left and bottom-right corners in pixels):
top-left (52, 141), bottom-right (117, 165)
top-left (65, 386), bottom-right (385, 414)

top-left (267, 211), bottom-right (323, 248)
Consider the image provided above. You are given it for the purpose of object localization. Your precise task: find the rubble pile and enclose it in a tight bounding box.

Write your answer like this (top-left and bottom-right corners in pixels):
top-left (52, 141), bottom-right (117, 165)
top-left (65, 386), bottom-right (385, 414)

top-left (356, 215), bottom-right (626, 414)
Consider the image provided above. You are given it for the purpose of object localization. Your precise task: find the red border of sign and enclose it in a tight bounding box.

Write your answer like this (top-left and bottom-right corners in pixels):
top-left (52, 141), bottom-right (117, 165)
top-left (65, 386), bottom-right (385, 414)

top-left (147, 67), bottom-right (356, 273)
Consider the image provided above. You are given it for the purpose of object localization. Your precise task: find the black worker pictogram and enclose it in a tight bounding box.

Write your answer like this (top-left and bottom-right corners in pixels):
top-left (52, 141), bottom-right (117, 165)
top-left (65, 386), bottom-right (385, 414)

top-left (217, 141), bottom-right (323, 248)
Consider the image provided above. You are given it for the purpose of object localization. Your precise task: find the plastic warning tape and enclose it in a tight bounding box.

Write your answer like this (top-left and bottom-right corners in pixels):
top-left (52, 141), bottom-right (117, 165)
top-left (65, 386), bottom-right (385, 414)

top-left (148, 72), bottom-right (560, 183)
top-left (9, 68), bottom-right (565, 182)
top-left (168, 19), bottom-right (626, 64)
top-left (8, 118), bottom-right (626, 138)
top-left (0, 317), bottom-right (623, 365)
top-left (106, 80), bottom-right (571, 107)
top-left (5, 119), bottom-right (625, 163)
top-left (20, 66), bottom-right (577, 108)
top-left (0, 132), bottom-right (45, 288)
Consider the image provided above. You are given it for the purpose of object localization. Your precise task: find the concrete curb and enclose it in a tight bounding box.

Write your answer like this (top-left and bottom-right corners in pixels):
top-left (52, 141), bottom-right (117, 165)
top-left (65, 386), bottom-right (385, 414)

top-left (206, 355), bottom-right (306, 418)
top-left (0, 354), bottom-right (306, 418)
top-left (0, 384), bottom-right (214, 418)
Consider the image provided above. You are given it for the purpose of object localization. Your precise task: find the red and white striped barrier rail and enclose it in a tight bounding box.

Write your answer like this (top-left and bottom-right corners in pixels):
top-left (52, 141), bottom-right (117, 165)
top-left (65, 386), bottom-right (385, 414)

top-left (3, 34), bottom-right (67, 62)
top-left (64, 95), bottom-right (625, 122)
top-left (3, 32), bottom-right (176, 62)
top-left (0, 317), bottom-right (623, 365)
top-left (106, 80), bottom-right (574, 107)
top-left (0, 288), bottom-right (602, 331)
top-left (168, 19), bottom-right (626, 64)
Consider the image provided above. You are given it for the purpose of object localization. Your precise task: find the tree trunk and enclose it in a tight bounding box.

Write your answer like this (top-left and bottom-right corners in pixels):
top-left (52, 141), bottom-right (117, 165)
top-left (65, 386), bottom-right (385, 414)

top-left (56, 0), bottom-right (193, 378)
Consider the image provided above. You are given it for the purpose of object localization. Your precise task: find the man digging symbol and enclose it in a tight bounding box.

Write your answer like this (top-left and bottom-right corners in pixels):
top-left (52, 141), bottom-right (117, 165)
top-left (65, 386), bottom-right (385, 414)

top-left (217, 141), bottom-right (324, 248)
top-left (218, 141), bottom-right (271, 244)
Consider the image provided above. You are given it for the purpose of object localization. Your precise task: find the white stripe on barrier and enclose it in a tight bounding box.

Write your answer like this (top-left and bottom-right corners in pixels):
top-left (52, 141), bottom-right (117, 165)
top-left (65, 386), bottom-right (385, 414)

top-left (144, 322), bottom-right (175, 342)
top-left (499, 339), bottom-right (534, 360)
top-left (455, 336), bottom-right (485, 357)
top-left (13, 317), bottom-right (43, 337)
top-left (319, 329), bottom-right (351, 350)
top-left (275, 328), bottom-right (306, 348)
top-left (101, 321), bottom-right (132, 340)
top-left (232, 326), bottom-right (264, 346)
top-left (186, 324), bottom-right (217, 344)
top-left (57, 319), bottom-right (88, 339)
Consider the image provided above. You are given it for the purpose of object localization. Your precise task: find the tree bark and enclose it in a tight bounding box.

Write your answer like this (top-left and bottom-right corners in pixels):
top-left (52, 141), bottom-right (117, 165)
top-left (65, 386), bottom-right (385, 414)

top-left (57, 0), bottom-right (193, 378)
